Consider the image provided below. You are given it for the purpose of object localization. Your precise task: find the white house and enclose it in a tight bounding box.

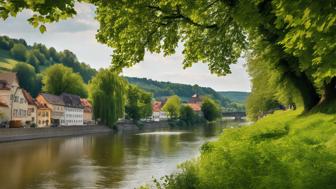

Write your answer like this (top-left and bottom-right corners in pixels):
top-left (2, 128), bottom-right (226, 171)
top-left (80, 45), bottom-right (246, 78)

top-left (152, 101), bottom-right (168, 122)
top-left (61, 93), bottom-right (84, 126)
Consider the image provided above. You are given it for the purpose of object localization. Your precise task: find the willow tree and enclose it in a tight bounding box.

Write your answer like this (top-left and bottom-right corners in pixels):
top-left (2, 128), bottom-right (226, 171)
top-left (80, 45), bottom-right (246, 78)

top-left (88, 69), bottom-right (126, 128)
top-left (3, 0), bottom-right (336, 112)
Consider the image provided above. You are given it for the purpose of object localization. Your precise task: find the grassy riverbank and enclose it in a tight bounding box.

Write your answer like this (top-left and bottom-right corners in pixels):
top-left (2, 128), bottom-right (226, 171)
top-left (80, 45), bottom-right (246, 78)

top-left (148, 109), bottom-right (336, 189)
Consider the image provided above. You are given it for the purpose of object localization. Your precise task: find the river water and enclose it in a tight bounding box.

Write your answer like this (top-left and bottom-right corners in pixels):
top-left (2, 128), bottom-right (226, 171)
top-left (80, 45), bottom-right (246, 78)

top-left (0, 122), bottom-right (239, 189)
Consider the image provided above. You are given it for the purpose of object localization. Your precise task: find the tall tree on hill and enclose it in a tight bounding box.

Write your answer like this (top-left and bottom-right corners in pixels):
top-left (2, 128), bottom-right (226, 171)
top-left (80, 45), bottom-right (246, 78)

top-left (12, 62), bottom-right (40, 97)
top-left (2, 0), bottom-right (336, 112)
top-left (88, 69), bottom-right (126, 128)
top-left (41, 64), bottom-right (87, 97)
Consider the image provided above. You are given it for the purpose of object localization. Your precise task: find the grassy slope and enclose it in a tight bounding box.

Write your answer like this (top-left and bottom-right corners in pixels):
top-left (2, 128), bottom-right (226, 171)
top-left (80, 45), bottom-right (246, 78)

top-left (157, 110), bottom-right (336, 189)
top-left (0, 49), bottom-right (19, 71)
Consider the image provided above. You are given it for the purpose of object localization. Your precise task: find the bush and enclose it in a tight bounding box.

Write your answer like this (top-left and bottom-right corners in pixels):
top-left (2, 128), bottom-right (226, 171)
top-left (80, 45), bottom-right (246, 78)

top-left (201, 97), bottom-right (221, 122)
top-left (152, 110), bottom-right (336, 189)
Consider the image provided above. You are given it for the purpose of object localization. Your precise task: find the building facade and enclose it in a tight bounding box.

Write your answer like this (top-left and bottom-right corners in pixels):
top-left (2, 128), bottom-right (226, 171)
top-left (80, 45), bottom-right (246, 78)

top-left (23, 90), bottom-right (37, 125)
top-left (36, 93), bottom-right (65, 126)
top-left (61, 93), bottom-right (84, 126)
top-left (35, 100), bottom-right (51, 127)
top-left (0, 72), bottom-right (29, 127)
top-left (152, 101), bottom-right (168, 122)
top-left (80, 98), bottom-right (93, 125)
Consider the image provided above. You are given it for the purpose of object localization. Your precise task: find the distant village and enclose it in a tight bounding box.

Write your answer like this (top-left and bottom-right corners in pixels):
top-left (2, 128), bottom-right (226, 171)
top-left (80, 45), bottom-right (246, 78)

top-left (0, 72), bottom-right (203, 128)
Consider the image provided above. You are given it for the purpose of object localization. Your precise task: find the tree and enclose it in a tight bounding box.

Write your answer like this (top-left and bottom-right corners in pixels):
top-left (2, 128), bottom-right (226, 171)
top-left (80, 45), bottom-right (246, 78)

top-left (162, 95), bottom-right (181, 119)
top-left (201, 97), bottom-right (221, 122)
top-left (26, 52), bottom-right (40, 71)
top-left (179, 105), bottom-right (196, 126)
top-left (0, 36), bottom-right (10, 50)
top-left (12, 63), bottom-right (39, 96)
top-left (10, 43), bottom-right (28, 61)
top-left (41, 64), bottom-right (87, 97)
top-left (3, 1), bottom-right (336, 112)
top-left (88, 69), bottom-right (126, 128)
top-left (125, 85), bottom-right (153, 123)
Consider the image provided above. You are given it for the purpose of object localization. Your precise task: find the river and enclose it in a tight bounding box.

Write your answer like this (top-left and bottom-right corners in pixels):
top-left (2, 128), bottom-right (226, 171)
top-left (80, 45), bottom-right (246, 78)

top-left (0, 121), bottom-right (240, 189)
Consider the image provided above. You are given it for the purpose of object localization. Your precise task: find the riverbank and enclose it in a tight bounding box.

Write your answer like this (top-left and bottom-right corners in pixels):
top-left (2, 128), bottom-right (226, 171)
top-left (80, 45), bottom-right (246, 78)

top-left (0, 121), bottom-right (170, 143)
top-left (151, 110), bottom-right (336, 188)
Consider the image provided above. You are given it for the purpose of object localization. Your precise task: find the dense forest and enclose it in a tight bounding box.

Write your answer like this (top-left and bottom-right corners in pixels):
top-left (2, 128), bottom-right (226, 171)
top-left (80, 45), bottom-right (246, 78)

top-left (0, 35), bottom-right (96, 83)
top-left (0, 35), bottom-right (246, 110)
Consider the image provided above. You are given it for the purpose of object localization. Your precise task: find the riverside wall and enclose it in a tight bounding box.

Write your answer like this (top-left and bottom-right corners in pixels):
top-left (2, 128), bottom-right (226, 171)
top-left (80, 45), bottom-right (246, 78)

top-left (0, 121), bottom-right (170, 143)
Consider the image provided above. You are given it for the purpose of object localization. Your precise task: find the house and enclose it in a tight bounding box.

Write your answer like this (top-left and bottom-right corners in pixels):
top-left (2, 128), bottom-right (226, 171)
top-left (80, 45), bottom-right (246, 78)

top-left (189, 94), bottom-right (202, 104)
top-left (187, 94), bottom-right (203, 115)
top-left (80, 98), bottom-right (93, 125)
top-left (36, 93), bottom-right (65, 126)
top-left (187, 103), bottom-right (202, 113)
top-left (35, 100), bottom-right (51, 127)
top-left (152, 101), bottom-right (168, 122)
top-left (0, 72), bottom-right (28, 127)
top-left (0, 100), bottom-right (9, 123)
top-left (22, 90), bottom-right (37, 125)
top-left (61, 93), bottom-right (84, 126)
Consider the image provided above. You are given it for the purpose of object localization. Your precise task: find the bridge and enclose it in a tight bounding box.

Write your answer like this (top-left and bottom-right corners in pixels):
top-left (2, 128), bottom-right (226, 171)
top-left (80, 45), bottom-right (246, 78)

top-left (221, 111), bottom-right (246, 120)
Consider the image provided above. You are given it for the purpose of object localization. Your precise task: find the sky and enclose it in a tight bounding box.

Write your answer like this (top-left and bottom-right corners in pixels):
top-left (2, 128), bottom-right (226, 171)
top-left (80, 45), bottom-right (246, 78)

top-left (0, 3), bottom-right (251, 92)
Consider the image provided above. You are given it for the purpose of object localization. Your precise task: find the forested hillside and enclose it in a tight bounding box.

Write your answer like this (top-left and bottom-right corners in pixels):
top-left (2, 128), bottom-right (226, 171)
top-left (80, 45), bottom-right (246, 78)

top-left (0, 35), bottom-right (96, 82)
top-left (125, 77), bottom-right (231, 106)
top-left (218, 91), bottom-right (250, 104)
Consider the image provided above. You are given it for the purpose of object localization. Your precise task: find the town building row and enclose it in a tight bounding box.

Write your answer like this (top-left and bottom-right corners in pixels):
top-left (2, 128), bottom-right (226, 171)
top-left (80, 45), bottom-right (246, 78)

top-left (0, 72), bottom-right (93, 128)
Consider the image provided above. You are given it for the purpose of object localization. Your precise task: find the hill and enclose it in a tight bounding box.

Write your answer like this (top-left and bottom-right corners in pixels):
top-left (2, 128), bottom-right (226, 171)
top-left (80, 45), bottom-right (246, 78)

top-left (0, 35), bottom-right (97, 82)
top-left (125, 77), bottom-right (231, 106)
top-left (218, 91), bottom-right (250, 104)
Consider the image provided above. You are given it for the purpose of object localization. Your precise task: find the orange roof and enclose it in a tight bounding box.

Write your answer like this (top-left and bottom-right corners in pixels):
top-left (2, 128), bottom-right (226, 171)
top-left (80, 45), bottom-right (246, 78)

top-left (187, 103), bottom-right (201, 112)
top-left (0, 101), bottom-right (8, 107)
top-left (22, 90), bottom-right (36, 105)
top-left (80, 98), bottom-right (92, 108)
top-left (152, 101), bottom-right (162, 112)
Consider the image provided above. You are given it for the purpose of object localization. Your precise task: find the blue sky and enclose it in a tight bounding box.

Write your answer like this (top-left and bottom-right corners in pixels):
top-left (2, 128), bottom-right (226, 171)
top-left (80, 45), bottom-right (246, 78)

top-left (0, 3), bottom-right (250, 92)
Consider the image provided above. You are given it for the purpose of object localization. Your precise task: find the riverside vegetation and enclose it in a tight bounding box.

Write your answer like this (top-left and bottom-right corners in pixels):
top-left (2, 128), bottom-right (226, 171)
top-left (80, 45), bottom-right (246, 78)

top-left (1, 0), bottom-right (336, 188)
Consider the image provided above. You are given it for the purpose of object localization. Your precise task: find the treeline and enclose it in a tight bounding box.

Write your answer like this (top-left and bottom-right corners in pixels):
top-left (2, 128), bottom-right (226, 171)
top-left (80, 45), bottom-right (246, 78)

top-left (125, 77), bottom-right (231, 106)
top-left (0, 35), bottom-right (96, 83)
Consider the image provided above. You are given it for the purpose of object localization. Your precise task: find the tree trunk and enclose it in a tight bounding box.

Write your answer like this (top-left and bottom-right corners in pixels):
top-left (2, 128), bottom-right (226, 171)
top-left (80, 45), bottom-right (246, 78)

top-left (319, 77), bottom-right (336, 105)
top-left (289, 73), bottom-right (320, 111)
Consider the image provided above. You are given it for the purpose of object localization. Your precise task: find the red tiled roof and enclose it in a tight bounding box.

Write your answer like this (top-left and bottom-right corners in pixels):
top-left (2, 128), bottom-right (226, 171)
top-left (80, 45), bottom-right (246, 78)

top-left (34, 100), bottom-right (50, 109)
top-left (22, 90), bottom-right (36, 105)
top-left (80, 98), bottom-right (92, 108)
top-left (187, 103), bottom-right (201, 112)
top-left (0, 72), bottom-right (18, 87)
top-left (152, 101), bottom-right (162, 112)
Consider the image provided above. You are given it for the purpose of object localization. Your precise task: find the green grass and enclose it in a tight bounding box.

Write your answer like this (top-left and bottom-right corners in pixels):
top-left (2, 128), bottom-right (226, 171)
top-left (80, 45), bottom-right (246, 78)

top-left (151, 110), bottom-right (336, 189)
top-left (0, 49), bottom-right (19, 71)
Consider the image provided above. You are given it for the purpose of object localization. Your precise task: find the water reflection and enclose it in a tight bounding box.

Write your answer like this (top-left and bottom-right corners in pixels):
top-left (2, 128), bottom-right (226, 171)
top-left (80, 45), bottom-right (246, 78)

top-left (0, 121), bottom-right (241, 189)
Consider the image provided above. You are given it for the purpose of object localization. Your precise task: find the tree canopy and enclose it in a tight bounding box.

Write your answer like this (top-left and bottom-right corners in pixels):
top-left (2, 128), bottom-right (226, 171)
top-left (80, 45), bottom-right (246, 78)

top-left (41, 64), bottom-right (88, 97)
top-left (12, 62), bottom-right (41, 97)
top-left (201, 97), bottom-right (221, 122)
top-left (88, 69), bottom-right (126, 128)
top-left (162, 95), bottom-right (181, 119)
top-left (125, 84), bottom-right (152, 123)
top-left (2, 0), bottom-right (336, 112)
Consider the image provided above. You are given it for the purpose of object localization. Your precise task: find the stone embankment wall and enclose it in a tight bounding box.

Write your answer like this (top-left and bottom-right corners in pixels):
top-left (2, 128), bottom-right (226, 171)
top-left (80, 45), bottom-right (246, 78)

top-left (0, 121), bottom-right (170, 143)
